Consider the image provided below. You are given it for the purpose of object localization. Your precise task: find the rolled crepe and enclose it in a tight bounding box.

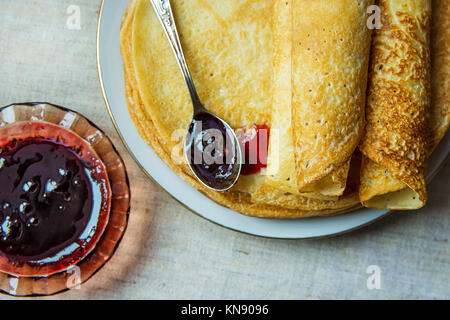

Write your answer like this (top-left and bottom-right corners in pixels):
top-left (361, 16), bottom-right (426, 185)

top-left (266, 0), bottom-right (350, 199)
top-left (359, 0), bottom-right (432, 209)
top-left (287, 0), bottom-right (373, 196)
top-left (429, 0), bottom-right (450, 152)
top-left (267, 0), bottom-right (339, 199)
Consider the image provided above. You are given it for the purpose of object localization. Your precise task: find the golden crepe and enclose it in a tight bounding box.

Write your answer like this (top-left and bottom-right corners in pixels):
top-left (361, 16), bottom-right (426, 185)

top-left (120, 0), bottom-right (449, 218)
top-left (291, 0), bottom-right (372, 196)
top-left (359, 0), bottom-right (432, 210)
top-left (267, 0), bottom-right (372, 199)
top-left (430, 0), bottom-right (450, 152)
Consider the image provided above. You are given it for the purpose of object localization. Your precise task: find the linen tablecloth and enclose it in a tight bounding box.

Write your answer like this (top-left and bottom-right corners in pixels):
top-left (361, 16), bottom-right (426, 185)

top-left (0, 0), bottom-right (448, 299)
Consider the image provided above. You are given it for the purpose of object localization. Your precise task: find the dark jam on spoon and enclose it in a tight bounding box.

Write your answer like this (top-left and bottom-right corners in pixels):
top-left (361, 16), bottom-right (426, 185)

top-left (0, 138), bottom-right (94, 262)
top-left (185, 116), bottom-right (270, 190)
top-left (185, 112), bottom-right (239, 191)
top-left (186, 113), bottom-right (238, 189)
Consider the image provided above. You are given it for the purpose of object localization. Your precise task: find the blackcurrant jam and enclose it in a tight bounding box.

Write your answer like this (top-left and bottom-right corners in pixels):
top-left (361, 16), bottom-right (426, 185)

top-left (0, 121), bottom-right (110, 276)
top-left (185, 112), bottom-right (239, 190)
top-left (0, 138), bottom-right (94, 262)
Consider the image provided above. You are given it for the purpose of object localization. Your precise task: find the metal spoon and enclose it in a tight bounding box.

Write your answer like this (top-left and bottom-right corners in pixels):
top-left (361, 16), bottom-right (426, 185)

top-left (149, 0), bottom-right (242, 191)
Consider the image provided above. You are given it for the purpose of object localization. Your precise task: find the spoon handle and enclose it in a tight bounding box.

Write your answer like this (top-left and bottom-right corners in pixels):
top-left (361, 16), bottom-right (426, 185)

top-left (149, 0), bottom-right (204, 113)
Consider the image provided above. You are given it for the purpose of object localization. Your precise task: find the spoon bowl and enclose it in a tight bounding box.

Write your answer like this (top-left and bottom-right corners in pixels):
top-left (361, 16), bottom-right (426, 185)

top-left (185, 111), bottom-right (242, 191)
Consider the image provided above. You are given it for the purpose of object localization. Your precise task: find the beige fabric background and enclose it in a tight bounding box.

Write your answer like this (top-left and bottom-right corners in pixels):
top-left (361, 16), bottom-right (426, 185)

top-left (0, 0), bottom-right (448, 299)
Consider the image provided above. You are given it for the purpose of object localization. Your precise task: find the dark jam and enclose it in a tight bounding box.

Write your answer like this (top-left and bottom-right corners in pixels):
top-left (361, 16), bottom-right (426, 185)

top-left (185, 114), bottom-right (270, 189)
top-left (185, 112), bottom-right (239, 190)
top-left (236, 124), bottom-right (270, 176)
top-left (0, 138), bottom-right (94, 263)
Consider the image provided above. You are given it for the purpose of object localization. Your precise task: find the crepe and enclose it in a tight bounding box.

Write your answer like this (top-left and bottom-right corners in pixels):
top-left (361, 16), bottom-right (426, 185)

top-left (266, 0), bottom-right (372, 198)
top-left (266, 0), bottom-right (296, 194)
top-left (430, 0), bottom-right (450, 152)
top-left (120, 0), bottom-right (363, 218)
top-left (359, 0), bottom-right (432, 209)
top-left (291, 0), bottom-right (373, 196)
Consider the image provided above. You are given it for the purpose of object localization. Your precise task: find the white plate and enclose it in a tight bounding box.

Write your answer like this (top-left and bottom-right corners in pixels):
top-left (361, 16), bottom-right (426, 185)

top-left (97, 0), bottom-right (450, 239)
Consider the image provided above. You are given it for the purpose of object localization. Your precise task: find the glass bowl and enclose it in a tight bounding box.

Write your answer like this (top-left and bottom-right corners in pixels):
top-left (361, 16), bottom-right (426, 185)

top-left (0, 102), bottom-right (130, 296)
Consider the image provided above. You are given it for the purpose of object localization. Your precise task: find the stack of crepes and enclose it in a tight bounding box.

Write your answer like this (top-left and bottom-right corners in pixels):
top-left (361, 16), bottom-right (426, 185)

top-left (120, 0), bottom-right (449, 218)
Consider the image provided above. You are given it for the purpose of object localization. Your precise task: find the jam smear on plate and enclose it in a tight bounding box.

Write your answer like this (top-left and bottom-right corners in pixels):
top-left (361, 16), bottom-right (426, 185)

top-left (236, 124), bottom-right (270, 176)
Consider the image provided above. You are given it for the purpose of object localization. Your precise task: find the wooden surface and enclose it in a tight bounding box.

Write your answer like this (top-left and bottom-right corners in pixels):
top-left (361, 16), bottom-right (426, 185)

top-left (0, 0), bottom-right (449, 299)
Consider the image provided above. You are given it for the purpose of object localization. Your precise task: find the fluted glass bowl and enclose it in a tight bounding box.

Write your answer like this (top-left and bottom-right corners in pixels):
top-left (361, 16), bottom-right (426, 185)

top-left (0, 103), bottom-right (130, 296)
